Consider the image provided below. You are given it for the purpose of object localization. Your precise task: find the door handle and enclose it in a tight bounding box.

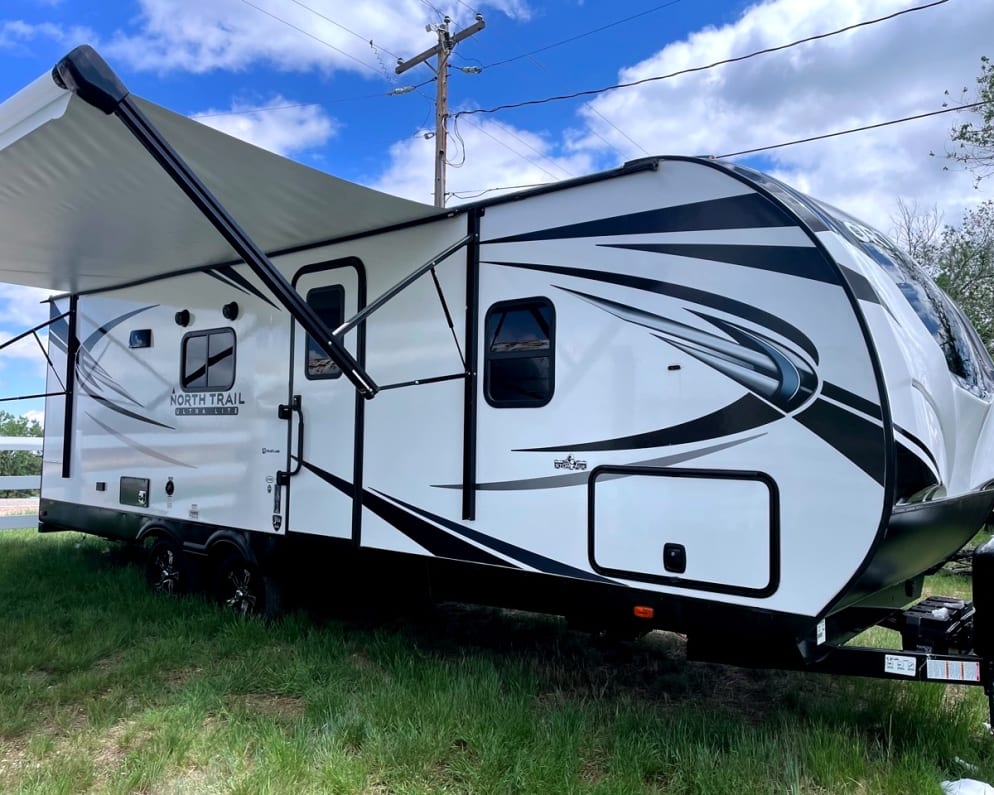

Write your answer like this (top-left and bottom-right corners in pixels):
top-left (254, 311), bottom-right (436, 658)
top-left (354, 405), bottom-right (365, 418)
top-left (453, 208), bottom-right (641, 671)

top-left (277, 394), bottom-right (303, 485)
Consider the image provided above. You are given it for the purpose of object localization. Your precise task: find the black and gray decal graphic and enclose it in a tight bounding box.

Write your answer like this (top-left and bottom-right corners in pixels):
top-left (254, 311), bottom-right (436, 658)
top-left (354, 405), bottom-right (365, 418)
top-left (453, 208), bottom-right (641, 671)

top-left (485, 193), bottom-right (796, 245)
top-left (75, 306), bottom-right (175, 430)
top-left (601, 242), bottom-right (838, 286)
top-left (486, 261), bottom-right (819, 362)
top-left (299, 461), bottom-right (513, 567)
top-left (494, 265), bottom-right (884, 482)
top-left (434, 435), bottom-right (762, 492)
top-left (206, 266), bottom-right (279, 309)
top-left (378, 492), bottom-right (617, 584)
top-left (793, 400), bottom-right (886, 484)
top-left (86, 413), bottom-right (194, 468)
top-left (299, 460), bottom-right (616, 581)
top-left (559, 288), bottom-right (817, 413)
top-left (521, 394), bottom-right (780, 454)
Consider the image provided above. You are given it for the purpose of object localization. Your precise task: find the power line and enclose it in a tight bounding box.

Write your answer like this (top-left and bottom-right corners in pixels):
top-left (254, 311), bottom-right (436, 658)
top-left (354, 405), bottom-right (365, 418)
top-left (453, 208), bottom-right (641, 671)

top-left (453, 0), bottom-right (480, 16)
top-left (450, 100), bottom-right (992, 200)
top-left (239, 0), bottom-right (381, 75)
top-left (716, 100), bottom-right (990, 159)
top-left (455, 0), bottom-right (951, 119)
top-left (587, 105), bottom-right (650, 157)
top-left (457, 116), bottom-right (566, 181)
top-left (485, 0), bottom-right (683, 70)
top-left (419, 0), bottom-right (444, 18)
top-left (283, 0), bottom-right (403, 63)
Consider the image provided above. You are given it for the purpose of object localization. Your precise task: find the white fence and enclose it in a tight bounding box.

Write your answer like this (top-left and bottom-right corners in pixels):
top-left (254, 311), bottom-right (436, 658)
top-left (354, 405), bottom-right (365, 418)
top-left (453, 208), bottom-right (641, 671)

top-left (0, 436), bottom-right (41, 531)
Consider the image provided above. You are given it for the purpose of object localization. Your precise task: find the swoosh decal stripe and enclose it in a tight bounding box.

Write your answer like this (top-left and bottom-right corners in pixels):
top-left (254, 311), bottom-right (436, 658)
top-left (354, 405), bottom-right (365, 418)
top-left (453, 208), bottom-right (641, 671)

top-left (376, 492), bottom-right (617, 584)
top-left (486, 260), bottom-right (819, 362)
top-left (86, 413), bottom-right (194, 468)
top-left (794, 399), bottom-right (886, 485)
top-left (207, 266), bottom-right (279, 309)
top-left (299, 460), bottom-right (513, 568)
top-left (432, 435), bottom-right (764, 492)
top-left (484, 193), bottom-right (795, 244)
top-left (601, 243), bottom-right (840, 285)
top-left (517, 394), bottom-right (782, 453)
top-left (80, 384), bottom-right (175, 429)
top-left (820, 382), bottom-right (882, 421)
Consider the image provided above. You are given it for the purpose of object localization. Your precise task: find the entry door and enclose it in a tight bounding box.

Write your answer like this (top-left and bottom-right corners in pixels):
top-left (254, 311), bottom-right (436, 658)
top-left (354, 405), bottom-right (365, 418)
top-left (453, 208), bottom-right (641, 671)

top-left (286, 258), bottom-right (364, 538)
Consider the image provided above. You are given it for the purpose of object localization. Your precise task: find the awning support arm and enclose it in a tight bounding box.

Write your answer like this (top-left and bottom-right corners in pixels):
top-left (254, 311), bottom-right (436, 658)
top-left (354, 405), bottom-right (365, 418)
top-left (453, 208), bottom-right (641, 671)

top-left (0, 311), bottom-right (70, 392)
top-left (52, 45), bottom-right (378, 399)
top-left (0, 311), bottom-right (69, 354)
top-left (334, 233), bottom-right (473, 339)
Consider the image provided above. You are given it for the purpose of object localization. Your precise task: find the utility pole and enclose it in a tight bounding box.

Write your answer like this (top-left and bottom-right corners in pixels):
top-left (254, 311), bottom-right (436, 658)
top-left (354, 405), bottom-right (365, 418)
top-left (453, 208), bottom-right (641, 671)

top-left (396, 14), bottom-right (485, 208)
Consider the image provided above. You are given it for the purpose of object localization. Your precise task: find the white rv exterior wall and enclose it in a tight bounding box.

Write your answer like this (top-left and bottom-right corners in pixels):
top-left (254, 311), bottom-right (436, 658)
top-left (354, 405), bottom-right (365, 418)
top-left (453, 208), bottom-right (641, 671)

top-left (42, 157), bottom-right (991, 624)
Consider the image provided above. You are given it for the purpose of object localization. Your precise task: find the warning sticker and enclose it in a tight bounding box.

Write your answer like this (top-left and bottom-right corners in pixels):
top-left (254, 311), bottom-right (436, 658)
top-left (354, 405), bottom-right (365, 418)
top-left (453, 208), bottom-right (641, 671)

top-left (926, 659), bottom-right (981, 682)
top-left (884, 654), bottom-right (917, 677)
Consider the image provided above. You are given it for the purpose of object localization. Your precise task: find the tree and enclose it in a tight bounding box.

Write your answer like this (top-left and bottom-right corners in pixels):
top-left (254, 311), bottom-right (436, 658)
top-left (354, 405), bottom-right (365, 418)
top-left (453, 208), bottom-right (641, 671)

top-left (0, 411), bottom-right (43, 497)
top-left (890, 199), bottom-right (994, 357)
top-left (890, 198), bottom-right (944, 275)
top-left (949, 56), bottom-right (994, 186)
top-left (934, 201), bottom-right (994, 354)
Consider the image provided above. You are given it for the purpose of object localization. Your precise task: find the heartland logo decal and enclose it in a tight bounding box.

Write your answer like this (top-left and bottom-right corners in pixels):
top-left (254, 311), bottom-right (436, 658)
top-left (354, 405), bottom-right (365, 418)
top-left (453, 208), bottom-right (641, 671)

top-left (554, 455), bottom-right (588, 471)
top-left (170, 390), bottom-right (245, 416)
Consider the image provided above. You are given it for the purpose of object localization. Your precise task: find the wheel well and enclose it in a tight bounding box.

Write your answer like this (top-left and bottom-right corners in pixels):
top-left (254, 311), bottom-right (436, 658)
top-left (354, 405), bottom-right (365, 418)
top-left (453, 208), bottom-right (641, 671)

top-left (136, 522), bottom-right (178, 548)
top-left (205, 532), bottom-right (254, 568)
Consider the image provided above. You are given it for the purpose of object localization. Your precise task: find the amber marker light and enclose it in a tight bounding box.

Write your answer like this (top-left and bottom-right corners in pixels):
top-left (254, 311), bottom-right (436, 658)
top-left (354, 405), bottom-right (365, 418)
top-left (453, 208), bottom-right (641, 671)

top-left (633, 606), bottom-right (654, 620)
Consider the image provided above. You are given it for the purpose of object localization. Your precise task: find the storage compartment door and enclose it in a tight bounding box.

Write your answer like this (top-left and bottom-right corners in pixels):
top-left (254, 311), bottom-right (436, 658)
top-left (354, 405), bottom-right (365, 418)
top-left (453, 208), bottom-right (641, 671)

top-left (590, 467), bottom-right (779, 597)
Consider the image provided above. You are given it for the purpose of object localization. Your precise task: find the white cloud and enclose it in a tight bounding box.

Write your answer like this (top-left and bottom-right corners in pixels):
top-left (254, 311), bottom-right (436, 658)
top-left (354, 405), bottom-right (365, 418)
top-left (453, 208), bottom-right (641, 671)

top-left (566, 0), bottom-right (994, 232)
top-left (0, 287), bottom-right (56, 410)
top-left (193, 97), bottom-right (338, 156)
top-left (0, 19), bottom-right (95, 51)
top-left (101, 0), bottom-right (528, 76)
top-left (0, 285), bottom-right (52, 330)
top-left (371, 116), bottom-right (592, 204)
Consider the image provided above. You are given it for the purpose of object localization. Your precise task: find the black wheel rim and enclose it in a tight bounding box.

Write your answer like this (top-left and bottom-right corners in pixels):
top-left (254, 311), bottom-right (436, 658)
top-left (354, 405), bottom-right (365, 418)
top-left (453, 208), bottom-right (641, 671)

top-left (149, 547), bottom-right (180, 595)
top-left (223, 564), bottom-right (258, 616)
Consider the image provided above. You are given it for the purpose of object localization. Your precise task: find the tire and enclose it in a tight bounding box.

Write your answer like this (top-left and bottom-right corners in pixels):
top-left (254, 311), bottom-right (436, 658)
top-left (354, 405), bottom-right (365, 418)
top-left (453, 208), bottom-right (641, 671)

top-left (213, 550), bottom-right (282, 619)
top-left (144, 537), bottom-right (185, 596)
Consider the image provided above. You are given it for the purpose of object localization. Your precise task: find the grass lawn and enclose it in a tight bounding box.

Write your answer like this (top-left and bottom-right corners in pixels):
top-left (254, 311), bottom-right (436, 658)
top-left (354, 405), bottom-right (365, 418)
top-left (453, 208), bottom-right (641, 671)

top-left (1, 529), bottom-right (993, 794)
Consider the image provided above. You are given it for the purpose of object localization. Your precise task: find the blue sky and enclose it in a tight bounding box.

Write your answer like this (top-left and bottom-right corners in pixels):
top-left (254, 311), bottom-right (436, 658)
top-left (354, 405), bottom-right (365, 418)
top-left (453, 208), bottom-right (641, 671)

top-left (1, 0), bottom-right (992, 422)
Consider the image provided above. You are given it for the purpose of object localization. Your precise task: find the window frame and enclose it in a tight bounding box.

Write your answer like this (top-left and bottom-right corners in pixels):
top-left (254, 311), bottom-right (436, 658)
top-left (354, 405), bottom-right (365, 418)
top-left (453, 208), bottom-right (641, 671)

top-left (304, 283), bottom-right (346, 381)
top-left (483, 296), bottom-right (556, 409)
top-left (180, 327), bottom-right (236, 392)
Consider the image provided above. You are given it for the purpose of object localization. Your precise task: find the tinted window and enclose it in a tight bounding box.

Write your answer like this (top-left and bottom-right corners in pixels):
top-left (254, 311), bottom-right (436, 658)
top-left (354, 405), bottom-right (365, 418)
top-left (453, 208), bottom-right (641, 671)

top-left (181, 328), bottom-right (235, 391)
top-left (485, 298), bottom-right (555, 407)
top-left (821, 208), bottom-right (990, 394)
top-left (305, 285), bottom-right (344, 380)
top-left (728, 166), bottom-right (994, 395)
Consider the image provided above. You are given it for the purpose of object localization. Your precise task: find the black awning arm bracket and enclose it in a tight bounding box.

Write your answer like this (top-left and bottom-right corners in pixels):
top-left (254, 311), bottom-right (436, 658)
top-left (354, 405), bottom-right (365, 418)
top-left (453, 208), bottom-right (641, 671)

top-left (52, 45), bottom-right (378, 399)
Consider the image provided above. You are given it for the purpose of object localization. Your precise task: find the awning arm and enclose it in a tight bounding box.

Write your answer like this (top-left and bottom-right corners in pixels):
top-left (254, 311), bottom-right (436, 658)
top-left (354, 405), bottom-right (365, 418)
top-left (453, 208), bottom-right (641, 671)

top-left (334, 233), bottom-right (473, 338)
top-left (0, 310), bottom-right (71, 393)
top-left (51, 45), bottom-right (378, 399)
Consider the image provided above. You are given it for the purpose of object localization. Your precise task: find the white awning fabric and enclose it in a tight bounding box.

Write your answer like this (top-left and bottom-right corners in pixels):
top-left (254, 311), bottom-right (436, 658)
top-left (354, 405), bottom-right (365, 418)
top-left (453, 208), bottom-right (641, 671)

top-left (0, 72), bottom-right (442, 295)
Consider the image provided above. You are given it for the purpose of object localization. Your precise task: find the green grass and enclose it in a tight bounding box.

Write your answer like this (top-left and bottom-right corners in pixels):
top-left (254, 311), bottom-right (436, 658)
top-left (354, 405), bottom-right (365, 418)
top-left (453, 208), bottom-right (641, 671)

top-left (1, 530), bottom-right (993, 793)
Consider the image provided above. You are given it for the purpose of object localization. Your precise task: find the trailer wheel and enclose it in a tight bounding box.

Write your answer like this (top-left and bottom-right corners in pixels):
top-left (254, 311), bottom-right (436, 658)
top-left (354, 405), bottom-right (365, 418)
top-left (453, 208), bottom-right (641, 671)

top-left (144, 537), bottom-right (185, 596)
top-left (213, 551), bottom-right (281, 620)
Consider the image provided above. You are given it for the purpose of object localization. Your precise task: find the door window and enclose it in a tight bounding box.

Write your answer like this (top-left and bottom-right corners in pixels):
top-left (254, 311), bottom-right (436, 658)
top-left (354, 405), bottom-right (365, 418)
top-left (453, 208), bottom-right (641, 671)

top-left (305, 284), bottom-right (345, 380)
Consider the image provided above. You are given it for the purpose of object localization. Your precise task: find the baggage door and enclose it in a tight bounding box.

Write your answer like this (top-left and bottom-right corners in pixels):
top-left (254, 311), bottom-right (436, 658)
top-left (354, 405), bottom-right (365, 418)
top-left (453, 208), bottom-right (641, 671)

top-left (284, 257), bottom-right (364, 539)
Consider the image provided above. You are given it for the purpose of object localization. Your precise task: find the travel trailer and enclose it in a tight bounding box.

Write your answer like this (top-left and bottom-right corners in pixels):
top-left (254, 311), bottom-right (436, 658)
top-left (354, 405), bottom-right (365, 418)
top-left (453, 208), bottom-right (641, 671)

top-left (3, 46), bottom-right (994, 714)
